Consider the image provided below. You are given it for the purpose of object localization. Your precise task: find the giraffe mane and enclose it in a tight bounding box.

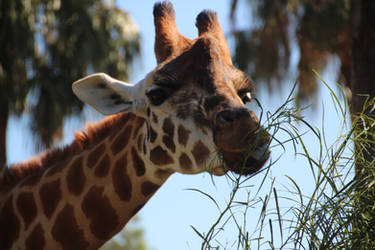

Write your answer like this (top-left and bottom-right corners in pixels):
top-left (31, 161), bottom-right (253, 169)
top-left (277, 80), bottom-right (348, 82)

top-left (0, 112), bottom-right (132, 191)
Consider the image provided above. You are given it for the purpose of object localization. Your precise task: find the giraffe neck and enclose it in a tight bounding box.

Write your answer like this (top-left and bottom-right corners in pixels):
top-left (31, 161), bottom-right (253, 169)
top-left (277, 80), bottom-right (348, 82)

top-left (0, 112), bottom-right (173, 250)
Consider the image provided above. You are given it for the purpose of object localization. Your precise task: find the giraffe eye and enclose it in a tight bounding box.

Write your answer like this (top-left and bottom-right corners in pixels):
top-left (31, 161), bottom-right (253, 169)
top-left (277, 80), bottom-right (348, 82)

top-left (240, 92), bottom-right (252, 104)
top-left (146, 88), bottom-right (169, 106)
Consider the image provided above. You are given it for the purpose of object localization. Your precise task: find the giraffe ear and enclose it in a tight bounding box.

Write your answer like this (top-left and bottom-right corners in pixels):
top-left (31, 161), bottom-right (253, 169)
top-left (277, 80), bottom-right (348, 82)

top-left (72, 73), bottom-right (142, 115)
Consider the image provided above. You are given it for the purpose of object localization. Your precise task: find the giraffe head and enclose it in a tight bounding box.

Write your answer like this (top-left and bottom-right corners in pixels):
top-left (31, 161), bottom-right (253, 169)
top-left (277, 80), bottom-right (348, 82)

top-left (72, 1), bottom-right (270, 176)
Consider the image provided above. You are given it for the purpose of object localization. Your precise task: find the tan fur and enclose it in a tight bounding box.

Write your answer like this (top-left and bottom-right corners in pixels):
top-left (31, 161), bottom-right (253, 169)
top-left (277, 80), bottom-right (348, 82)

top-left (0, 2), bottom-right (270, 249)
top-left (0, 113), bottom-right (131, 190)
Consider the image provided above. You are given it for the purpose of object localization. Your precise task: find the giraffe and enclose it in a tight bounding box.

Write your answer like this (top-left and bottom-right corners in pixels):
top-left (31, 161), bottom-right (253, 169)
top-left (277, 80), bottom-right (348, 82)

top-left (0, 1), bottom-right (270, 249)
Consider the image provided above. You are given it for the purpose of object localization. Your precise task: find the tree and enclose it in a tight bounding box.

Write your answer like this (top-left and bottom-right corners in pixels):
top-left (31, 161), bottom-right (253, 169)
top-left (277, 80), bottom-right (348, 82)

top-left (229, 0), bottom-right (375, 247)
top-left (351, 0), bottom-right (375, 167)
top-left (230, 0), bottom-right (351, 103)
top-left (0, 0), bottom-right (140, 167)
top-left (100, 217), bottom-right (149, 250)
top-left (229, 0), bottom-right (375, 167)
top-left (1, 1), bottom-right (146, 248)
top-left (350, 1), bottom-right (375, 248)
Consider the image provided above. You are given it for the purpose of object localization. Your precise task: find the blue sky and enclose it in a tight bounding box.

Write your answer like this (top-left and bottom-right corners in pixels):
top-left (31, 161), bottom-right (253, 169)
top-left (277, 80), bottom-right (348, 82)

top-left (7, 1), bottom-right (349, 249)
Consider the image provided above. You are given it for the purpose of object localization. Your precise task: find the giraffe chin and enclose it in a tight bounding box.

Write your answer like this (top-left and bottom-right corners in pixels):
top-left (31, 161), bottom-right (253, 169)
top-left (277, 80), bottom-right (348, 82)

top-left (220, 145), bottom-right (270, 176)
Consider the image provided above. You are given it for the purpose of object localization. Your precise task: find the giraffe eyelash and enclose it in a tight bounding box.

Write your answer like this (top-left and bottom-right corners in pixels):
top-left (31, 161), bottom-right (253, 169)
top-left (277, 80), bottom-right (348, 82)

top-left (238, 90), bottom-right (252, 104)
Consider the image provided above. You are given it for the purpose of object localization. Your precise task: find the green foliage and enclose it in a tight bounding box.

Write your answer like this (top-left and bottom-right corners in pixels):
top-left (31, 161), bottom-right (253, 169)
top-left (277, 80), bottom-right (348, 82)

top-left (0, 0), bottom-right (140, 153)
top-left (190, 82), bottom-right (306, 249)
top-left (231, 0), bottom-right (351, 101)
top-left (100, 217), bottom-right (149, 250)
top-left (351, 96), bottom-right (375, 249)
top-left (193, 75), bottom-right (375, 249)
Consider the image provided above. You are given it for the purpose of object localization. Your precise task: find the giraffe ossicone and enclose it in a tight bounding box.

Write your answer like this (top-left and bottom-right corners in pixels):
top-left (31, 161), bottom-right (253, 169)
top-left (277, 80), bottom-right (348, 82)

top-left (0, 1), bottom-right (270, 249)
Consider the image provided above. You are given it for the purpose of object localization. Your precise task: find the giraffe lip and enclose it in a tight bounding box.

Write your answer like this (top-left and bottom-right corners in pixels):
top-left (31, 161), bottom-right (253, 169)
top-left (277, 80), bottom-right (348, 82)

top-left (220, 144), bottom-right (270, 176)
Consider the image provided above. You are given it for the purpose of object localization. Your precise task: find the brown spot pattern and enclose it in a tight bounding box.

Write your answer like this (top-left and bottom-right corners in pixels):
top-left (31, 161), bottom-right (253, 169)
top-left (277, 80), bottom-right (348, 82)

top-left (111, 125), bottom-right (132, 155)
top-left (87, 143), bottom-right (105, 168)
top-left (131, 148), bottom-right (145, 176)
top-left (94, 154), bottom-right (110, 177)
top-left (46, 161), bottom-right (66, 177)
top-left (162, 117), bottom-right (176, 153)
top-left (52, 204), bottom-right (89, 250)
top-left (141, 181), bottom-right (160, 197)
top-left (154, 169), bottom-right (173, 180)
top-left (179, 153), bottom-right (193, 170)
top-left (66, 156), bottom-right (85, 196)
top-left (132, 117), bottom-right (145, 139)
top-left (82, 186), bottom-right (119, 240)
top-left (39, 179), bottom-right (61, 218)
top-left (150, 146), bottom-right (174, 165)
top-left (152, 113), bottom-right (159, 123)
top-left (162, 117), bottom-right (174, 134)
top-left (149, 126), bottom-right (157, 143)
top-left (112, 155), bottom-right (132, 201)
top-left (0, 197), bottom-right (20, 250)
top-left (3, 112), bottom-right (129, 190)
top-left (16, 192), bottom-right (37, 230)
top-left (21, 172), bottom-right (42, 187)
top-left (192, 140), bottom-right (210, 166)
top-left (137, 134), bottom-right (144, 152)
top-left (178, 125), bottom-right (191, 147)
top-left (131, 204), bottom-right (145, 217)
top-left (26, 223), bottom-right (45, 250)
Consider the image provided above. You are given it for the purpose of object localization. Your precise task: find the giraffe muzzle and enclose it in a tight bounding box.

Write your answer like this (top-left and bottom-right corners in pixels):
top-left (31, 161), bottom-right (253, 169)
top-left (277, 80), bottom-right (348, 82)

top-left (218, 128), bottom-right (270, 175)
top-left (214, 108), bottom-right (270, 175)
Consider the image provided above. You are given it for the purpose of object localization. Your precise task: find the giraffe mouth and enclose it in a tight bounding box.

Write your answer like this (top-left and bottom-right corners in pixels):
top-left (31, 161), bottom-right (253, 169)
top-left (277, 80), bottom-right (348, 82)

top-left (220, 144), bottom-right (270, 176)
top-left (214, 126), bottom-right (270, 176)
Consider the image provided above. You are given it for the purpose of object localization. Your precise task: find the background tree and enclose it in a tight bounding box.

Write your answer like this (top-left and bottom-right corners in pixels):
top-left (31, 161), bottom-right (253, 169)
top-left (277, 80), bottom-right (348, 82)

top-left (350, 1), bottom-right (375, 248)
top-left (229, 0), bottom-right (375, 169)
top-left (100, 217), bottom-right (149, 250)
top-left (229, 0), bottom-right (375, 247)
top-left (0, 0), bottom-right (140, 168)
top-left (351, 0), bottom-right (375, 168)
top-left (230, 0), bottom-right (351, 103)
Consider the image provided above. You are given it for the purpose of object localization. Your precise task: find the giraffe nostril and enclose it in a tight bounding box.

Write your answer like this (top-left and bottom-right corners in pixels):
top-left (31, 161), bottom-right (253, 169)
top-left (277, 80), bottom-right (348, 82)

top-left (216, 110), bottom-right (235, 124)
